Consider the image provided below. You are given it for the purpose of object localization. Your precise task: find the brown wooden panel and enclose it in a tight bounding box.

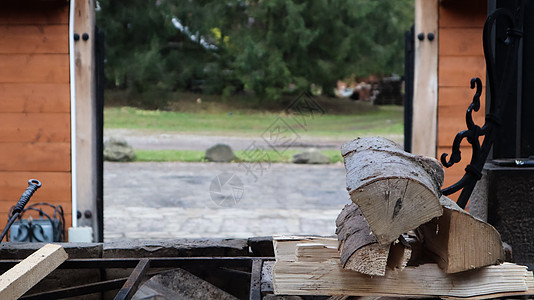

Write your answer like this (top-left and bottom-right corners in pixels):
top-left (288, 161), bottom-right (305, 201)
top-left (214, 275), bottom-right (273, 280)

top-left (0, 25), bottom-right (68, 54)
top-left (0, 113), bottom-right (70, 143)
top-left (439, 56), bottom-right (486, 87)
top-left (0, 83), bottom-right (70, 113)
top-left (0, 171), bottom-right (70, 203)
top-left (0, 6), bottom-right (69, 25)
top-left (0, 143), bottom-right (70, 172)
top-left (439, 0), bottom-right (487, 28)
top-left (0, 54), bottom-right (69, 84)
top-left (439, 28), bottom-right (483, 56)
top-left (438, 86), bottom-right (486, 108)
top-left (438, 105), bottom-right (485, 146)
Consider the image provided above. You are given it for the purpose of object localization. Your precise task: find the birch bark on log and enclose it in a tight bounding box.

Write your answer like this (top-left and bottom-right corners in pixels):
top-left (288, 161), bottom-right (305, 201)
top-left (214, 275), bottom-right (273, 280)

top-left (342, 137), bottom-right (444, 245)
top-left (335, 203), bottom-right (389, 276)
top-left (335, 203), bottom-right (412, 276)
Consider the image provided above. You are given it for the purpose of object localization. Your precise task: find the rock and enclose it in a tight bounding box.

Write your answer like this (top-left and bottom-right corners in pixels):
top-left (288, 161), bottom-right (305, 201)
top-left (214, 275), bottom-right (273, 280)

top-left (133, 268), bottom-right (238, 300)
top-left (104, 137), bottom-right (135, 162)
top-left (292, 149), bottom-right (330, 164)
top-left (205, 144), bottom-right (236, 162)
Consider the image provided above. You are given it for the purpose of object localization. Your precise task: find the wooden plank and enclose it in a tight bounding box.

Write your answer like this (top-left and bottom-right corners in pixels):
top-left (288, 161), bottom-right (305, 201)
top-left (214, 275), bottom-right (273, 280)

top-left (273, 237), bottom-right (534, 298)
top-left (0, 54), bottom-right (69, 84)
top-left (439, 56), bottom-right (486, 87)
top-left (74, 0), bottom-right (98, 236)
top-left (439, 28), bottom-right (483, 56)
top-left (0, 84), bottom-right (70, 113)
top-left (438, 86), bottom-right (486, 108)
top-left (0, 143), bottom-right (70, 172)
top-left (412, 0), bottom-right (438, 157)
top-left (0, 244), bottom-right (68, 300)
top-left (0, 172), bottom-right (71, 202)
top-left (439, 0), bottom-right (487, 28)
top-left (0, 25), bottom-right (68, 54)
top-left (0, 6), bottom-right (69, 25)
top-left (0, 113), bottom-right (70, 143)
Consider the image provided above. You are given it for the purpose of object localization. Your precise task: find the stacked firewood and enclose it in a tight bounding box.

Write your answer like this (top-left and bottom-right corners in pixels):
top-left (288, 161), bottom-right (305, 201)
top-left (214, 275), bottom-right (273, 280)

top-left (273, 137), bottom-right (534, 298)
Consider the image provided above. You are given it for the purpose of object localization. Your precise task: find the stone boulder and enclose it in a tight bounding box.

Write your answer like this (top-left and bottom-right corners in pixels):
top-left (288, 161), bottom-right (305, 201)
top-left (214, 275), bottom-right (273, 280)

top-left (103, 137), bottom-right (135, 162)
top-left (205, 144), bottom-right (236, 162)
top-left (292, 149), bottom-right (330, 164)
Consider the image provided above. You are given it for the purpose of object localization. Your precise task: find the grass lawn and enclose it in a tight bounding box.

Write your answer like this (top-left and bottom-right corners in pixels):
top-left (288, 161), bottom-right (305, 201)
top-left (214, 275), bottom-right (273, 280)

top-left (134, 149), bottom-right (344, 163)
top-left (104, 105), bottom-right (403, 140)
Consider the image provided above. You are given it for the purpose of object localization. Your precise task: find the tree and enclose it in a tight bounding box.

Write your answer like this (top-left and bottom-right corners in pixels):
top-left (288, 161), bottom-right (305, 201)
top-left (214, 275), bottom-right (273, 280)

top-left (97, 0), bottom-right (414, 102)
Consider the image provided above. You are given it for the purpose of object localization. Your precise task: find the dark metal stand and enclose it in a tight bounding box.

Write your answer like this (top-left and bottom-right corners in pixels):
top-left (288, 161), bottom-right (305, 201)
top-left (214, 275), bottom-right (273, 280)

top-left (440, 5), bottom-right (524, 209)
top-left (0, 257), bottom-right (273, 300)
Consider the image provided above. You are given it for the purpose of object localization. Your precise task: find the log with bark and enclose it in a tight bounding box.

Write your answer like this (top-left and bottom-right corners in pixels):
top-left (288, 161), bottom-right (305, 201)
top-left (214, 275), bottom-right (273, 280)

top-left (335, 203), bottom-right (411, 276)
top-left (342, 137), bottom-right (444, 245)
top-left (416, 195), bottom-right (505, 273)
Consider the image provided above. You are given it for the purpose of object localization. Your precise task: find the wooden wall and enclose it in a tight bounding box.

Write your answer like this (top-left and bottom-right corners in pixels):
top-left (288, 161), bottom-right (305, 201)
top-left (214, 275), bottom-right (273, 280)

top-left (438, 0), bottom-right (487, 201)
top-left (0, 5), bottom-right (72, 232)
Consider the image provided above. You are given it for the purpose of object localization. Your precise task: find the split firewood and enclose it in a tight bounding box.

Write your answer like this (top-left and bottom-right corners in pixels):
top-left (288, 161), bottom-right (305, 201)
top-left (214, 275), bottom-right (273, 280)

top-left (335, 203), bottom-right (411, 276)
top-left (273, 236), bottom-right (534, 299)
top-left (416, 196), bottom-right (505, 273)
top-left (342, 137), bottom-right (444, 245)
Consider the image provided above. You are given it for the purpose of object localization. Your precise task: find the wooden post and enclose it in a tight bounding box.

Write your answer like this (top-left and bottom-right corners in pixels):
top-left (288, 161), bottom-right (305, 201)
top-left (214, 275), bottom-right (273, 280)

top-left (73, 0), bottom-right (98, 241)
top-left (412, 0), bottom-right (438, 157)
top-left (0, 244), bottom-right (68, 300)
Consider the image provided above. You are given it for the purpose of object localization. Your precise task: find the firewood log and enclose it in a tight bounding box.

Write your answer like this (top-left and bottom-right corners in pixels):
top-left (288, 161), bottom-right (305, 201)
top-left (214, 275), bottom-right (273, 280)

top-left (416, 196), bottom-right (505, 273)
top-left (342, 137), bottom-right (444, 245)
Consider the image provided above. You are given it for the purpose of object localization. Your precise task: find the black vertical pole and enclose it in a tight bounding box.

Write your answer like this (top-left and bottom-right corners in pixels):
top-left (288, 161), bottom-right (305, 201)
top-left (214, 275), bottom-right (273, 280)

top-left (404, 26), bottom-right (415, 153)
top-left (95, 26), bottom-right (105, 243)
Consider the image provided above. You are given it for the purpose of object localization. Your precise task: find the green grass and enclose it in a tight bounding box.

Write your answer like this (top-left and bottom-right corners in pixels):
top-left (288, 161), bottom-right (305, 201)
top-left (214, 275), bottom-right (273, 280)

top-left (104, 105), bottom-right (403, 140)
top-left (135, 149), bottom-right (344, 163)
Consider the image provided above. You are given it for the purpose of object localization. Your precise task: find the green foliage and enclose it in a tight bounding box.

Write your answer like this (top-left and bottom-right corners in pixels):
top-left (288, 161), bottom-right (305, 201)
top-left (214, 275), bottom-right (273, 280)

top-left (97, 0), bottom-right (414, 103)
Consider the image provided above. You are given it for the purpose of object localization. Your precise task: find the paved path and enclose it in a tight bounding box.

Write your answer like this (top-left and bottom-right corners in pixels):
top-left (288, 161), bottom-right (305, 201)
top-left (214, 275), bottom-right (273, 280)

top-left (104, 161), bottom-right (349, 241)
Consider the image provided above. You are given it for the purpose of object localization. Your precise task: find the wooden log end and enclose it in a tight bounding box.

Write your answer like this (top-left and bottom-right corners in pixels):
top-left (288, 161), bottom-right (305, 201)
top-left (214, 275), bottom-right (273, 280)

top-left (344, 243), bottom-right (389, 276)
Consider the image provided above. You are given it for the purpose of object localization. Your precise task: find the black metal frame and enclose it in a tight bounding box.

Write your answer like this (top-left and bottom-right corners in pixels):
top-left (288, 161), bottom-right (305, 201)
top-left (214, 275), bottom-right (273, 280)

top-left (0, 257), bottom-right (273, 300)
top-left (440, 5), bottom-right (524, 209)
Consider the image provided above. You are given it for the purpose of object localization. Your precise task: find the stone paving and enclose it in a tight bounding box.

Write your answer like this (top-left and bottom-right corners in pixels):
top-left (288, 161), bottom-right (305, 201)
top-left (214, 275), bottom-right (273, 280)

top-left (104, 161), bottom-right (349, 241)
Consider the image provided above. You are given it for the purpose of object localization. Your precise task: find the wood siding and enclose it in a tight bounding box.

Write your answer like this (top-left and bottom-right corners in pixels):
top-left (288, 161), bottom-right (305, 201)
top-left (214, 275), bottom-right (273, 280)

top-left (0, 5), bottom-right (71, 232)
top-left (438, 0), bottom-right (487, 201)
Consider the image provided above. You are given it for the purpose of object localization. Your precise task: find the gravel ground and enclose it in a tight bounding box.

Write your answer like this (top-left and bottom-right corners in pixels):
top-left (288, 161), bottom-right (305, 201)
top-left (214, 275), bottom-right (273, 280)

top-left (104, 161), bottom-right (349, 241)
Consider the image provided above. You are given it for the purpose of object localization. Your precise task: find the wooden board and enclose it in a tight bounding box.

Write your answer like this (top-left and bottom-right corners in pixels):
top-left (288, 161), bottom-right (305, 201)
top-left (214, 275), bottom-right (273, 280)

top-left (439, 0), bottom-right (487, 28)
top-left (0, 54), bottom-right (69, 83)
top-left (74, 0), bottom-right (98, 235)
top-left (0, 244), bottom-right (68, 300)
top-left (0, 171), bottom-right (71, 202)
top-left (0, 113), bottom-right (70, 143)
top-left (0, 143), bottom-right (70, 172)
top-left (439, 56), bottom-right (486, 87)
top-left (0, 6), bottom-right (69, 25)
top-left (439, 28), bottom-right (483, 56)
top-left (0, 83), bottom-right (70, 113)
top-left (412, 0), bottom-right (438, 157)
top-left (0, 25), bottom-right (68, 54)
top-left (273, 236), bottom-right (534, 299)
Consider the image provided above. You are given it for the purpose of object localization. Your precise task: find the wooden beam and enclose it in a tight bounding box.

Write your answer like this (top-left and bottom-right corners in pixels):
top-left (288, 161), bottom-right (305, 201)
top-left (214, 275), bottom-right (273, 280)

top-left (0, 244), bottom-right (68, 300)
top-left (73, 0), bottom-right (98, 239)
top-left (412, 0), bottom-right (438, 157)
